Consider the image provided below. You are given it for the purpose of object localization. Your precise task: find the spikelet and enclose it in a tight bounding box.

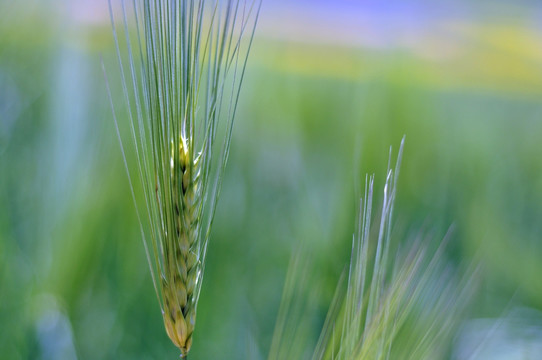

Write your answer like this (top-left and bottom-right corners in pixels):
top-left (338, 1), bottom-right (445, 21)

top-left (161, 139), bottom-right (201, 356)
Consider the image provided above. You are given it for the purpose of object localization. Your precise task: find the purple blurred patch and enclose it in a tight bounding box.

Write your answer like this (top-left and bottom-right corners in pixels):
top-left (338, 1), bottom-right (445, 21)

top-left (259, 0), bottom-right (473, 51)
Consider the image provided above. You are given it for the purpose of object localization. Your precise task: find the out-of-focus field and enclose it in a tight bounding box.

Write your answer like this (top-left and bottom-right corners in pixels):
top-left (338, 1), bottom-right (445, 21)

top-left (1, 1), bottom-right (542, 359)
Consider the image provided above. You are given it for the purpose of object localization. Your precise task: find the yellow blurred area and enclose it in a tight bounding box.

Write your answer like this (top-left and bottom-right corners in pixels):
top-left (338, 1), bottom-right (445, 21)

top-left (252, 23), bottom-right (542, 97)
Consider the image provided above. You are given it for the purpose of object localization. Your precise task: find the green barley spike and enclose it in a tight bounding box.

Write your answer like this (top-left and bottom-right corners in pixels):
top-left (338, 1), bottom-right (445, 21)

top-left (107, 0), bottom-right (261, 357)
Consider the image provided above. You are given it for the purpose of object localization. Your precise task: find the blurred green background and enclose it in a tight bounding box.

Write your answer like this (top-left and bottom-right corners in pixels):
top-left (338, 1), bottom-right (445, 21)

top-left (1, 1), bottom-right (542, 359)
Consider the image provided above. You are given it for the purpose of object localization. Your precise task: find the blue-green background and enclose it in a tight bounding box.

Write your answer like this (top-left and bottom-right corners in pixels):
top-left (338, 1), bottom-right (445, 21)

top-left (1, 1), bottom-right (542, 359)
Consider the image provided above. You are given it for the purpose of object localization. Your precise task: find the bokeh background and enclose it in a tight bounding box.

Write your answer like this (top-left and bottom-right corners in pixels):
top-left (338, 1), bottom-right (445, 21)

top-left (1, 0), bottom-right (542, 359)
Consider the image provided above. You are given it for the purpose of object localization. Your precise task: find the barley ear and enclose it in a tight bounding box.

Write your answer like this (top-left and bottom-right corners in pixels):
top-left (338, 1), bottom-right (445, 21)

top-left (107, 0), bottom-right (261, 357)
